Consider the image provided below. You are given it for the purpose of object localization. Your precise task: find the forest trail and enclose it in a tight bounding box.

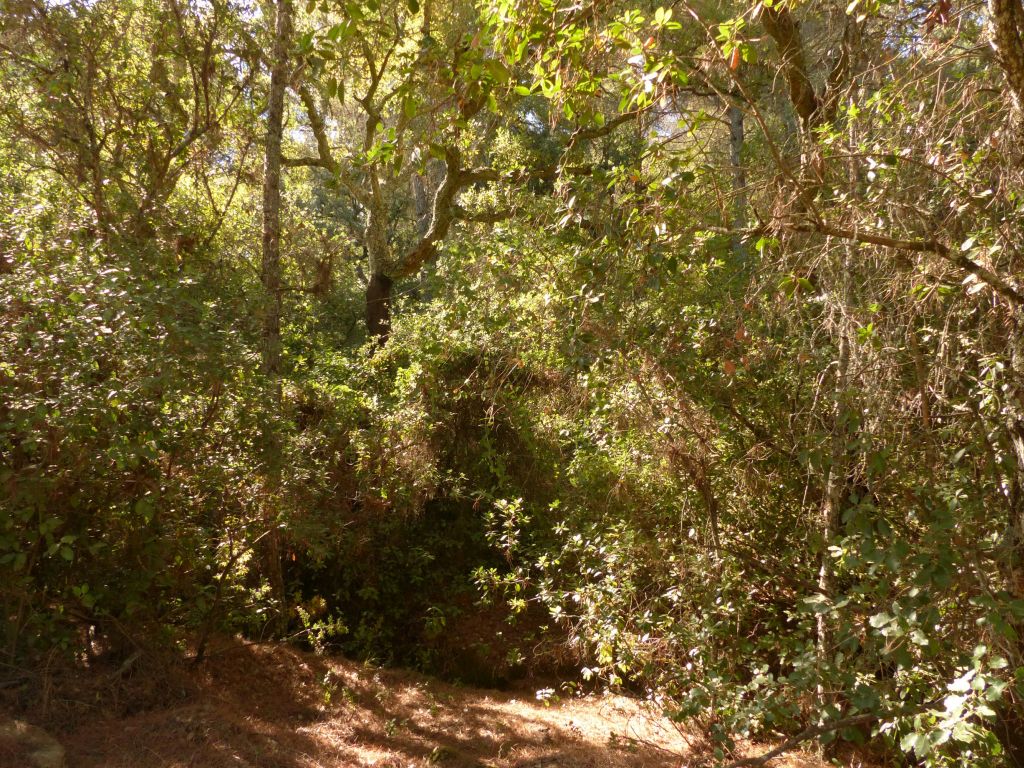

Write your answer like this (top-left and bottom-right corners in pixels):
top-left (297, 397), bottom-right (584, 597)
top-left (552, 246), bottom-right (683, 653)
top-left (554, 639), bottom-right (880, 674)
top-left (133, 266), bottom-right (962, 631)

top-left (1, 639), bottom-right (837, 768)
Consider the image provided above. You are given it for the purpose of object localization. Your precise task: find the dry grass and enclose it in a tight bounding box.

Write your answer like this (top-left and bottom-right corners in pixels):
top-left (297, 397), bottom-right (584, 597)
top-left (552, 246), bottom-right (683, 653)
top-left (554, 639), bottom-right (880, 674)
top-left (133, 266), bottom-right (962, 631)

top-left (0, 639), bottom-right (868, 768)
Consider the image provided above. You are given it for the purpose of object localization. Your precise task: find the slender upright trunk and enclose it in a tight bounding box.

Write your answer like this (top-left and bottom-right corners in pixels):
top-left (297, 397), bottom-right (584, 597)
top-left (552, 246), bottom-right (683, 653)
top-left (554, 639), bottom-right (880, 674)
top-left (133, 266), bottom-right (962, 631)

top-left (817, 309), bottom-right (850, 709)
top-left (259, 0), bottom-right (291, 628)
top-left (816, 110), bottom-right (857, 726)
top-left (997, 311), bottom-right (1024, 764)
top-left (727, 94), bottom-right (748, 263)
top-left (988, 3), bottom-right (1024, 747)
top-left (262, 4), bottom-right (287, 383)
top-left (908, 323), bottom-right (937, 466)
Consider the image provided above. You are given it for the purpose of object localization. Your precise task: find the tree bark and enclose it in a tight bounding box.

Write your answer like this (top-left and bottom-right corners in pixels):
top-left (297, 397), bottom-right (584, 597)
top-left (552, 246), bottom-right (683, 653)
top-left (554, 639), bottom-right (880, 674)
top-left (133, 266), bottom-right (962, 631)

top-left (997, 311), bottom-right (1024, 765)
top-left (262, 0), bottom-right (290, 384)
top-left (761, 6), bottom-right (821, 129)
top-left (990, 0), bottom-right (1024, 117)
top-left (366, 272), bottom-right (394, 345)
top-left (259, 0), bottom-right (291, 629)
top-left (817, 310), bottom-right (850, 714)
top-left (816, 114), bottom-right (858, 731)
top-left (727, 94), bottom-right (747, 263)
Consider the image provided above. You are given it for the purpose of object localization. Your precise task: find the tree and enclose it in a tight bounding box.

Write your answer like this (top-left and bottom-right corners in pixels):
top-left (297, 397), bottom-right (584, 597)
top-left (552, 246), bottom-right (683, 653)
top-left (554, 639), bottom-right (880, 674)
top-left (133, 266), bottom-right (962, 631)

top-left (0, 0), bottom-right (258, 250)
top-left (7, 0), bottom-right (1024, 765)
top-left (259, 0), bottom-right (293, 630)
top-left (283, 0), bottom-right (666, 341)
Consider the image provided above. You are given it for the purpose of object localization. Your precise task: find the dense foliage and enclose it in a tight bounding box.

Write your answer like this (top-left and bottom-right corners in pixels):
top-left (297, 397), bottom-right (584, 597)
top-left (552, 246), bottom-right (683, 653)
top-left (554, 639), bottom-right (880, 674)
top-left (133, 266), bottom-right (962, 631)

top-left (4, 0), bottom-right (1024, 764)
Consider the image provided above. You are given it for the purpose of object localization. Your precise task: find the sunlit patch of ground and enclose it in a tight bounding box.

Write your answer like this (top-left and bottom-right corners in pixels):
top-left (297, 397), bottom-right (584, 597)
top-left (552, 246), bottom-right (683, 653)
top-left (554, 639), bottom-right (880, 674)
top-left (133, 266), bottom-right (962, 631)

top-left (1, 639), bottom-right (872, 767)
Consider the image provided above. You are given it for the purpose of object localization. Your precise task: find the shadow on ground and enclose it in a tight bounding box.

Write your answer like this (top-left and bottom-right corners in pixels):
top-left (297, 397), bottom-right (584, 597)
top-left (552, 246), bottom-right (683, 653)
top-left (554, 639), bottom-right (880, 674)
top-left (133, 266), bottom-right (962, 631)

top-left (1, 638), bottom-right (833, 768)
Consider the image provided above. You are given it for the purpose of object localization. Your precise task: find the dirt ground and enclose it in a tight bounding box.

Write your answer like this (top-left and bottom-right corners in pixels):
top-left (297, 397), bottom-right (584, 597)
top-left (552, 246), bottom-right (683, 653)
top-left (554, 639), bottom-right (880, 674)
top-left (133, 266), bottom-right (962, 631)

top-left (0, 639), bottom-right (862, 768)
top-left (0, 734), bottom-right (29, 767)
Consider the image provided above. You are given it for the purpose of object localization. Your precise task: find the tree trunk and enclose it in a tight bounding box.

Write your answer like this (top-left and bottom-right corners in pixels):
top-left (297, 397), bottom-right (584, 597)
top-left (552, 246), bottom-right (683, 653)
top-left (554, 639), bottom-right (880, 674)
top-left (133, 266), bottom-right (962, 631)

top-left (258, 0), bottom-right (291, 630)
top-left (366, 272), bottom-right (394, 344)
top-left (817, 313), bottom-right (850, 713)
top-left (998, 463), bottom-right (1024, 765)
top-left (816, 116), bottom-right (857, 729)
top-left (998, 312), bottom-right (1024, 765)
top-left (727, 95), bottom-right (747, 264)
top-left (989, 0), bottom-right (1024, 117)
top-left (262, 11), bottom-right (286, 383)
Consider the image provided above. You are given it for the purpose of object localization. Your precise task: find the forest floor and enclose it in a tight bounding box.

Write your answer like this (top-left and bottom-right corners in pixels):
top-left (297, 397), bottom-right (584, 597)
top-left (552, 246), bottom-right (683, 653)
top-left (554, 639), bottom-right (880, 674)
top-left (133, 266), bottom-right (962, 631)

top-left (1, 638), bottom-right (862, 768)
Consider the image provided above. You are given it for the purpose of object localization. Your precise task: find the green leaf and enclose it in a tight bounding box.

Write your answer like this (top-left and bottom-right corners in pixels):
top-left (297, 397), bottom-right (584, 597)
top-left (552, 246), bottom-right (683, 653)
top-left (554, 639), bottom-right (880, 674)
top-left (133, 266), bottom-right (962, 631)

top-left (869, 611), bottom-right (893, 628)
top-left (944, 693), bottom-right (967, 715)
top-left (900, 731), bottom-right (918, 752)
top-left (484, 60), bottom-right (510, 84)
top-left (803, 594), bottom-right (831, 613)
top-left (949, 670), bottom-right (975, 692)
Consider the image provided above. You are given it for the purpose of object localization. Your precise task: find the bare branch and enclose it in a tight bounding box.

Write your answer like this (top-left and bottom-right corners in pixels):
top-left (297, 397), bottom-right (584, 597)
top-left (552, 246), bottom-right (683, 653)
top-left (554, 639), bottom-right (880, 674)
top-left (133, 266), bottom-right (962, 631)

top-left (394, 146), bottom-right (465, 278)
top-left (760, 4), bottom-right (821, 127)
top-left (289, 82), bottom-right (369, 205)
top-left (568, 110), bottom-right (641, 144)
top-left (821, 11), bottom-right (862, 119)
top-left (792, 221), bottom-right (1024, 306)
top-left (281, 155), bottom-right (331, 169)
top-left (295, 84), bottom-right (339, 175)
